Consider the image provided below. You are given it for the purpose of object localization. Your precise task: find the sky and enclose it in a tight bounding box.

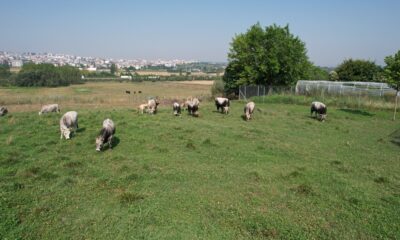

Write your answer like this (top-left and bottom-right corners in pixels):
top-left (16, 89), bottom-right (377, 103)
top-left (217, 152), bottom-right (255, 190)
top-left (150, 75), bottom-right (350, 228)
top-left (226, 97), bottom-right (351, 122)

top-left (0, 0), bottom-right (399, 66)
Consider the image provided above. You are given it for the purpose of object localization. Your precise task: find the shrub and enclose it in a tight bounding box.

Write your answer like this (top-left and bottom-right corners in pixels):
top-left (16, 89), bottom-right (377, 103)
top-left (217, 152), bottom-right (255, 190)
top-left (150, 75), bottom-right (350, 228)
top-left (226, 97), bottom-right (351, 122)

top-left (211, 79), bottom-right (225, 97)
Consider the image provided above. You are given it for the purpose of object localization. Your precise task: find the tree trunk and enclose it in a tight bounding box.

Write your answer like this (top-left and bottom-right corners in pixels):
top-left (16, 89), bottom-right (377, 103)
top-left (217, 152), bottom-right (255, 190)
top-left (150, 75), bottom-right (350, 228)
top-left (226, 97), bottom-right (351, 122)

top-left (394, 91), bottom-right (399, 121)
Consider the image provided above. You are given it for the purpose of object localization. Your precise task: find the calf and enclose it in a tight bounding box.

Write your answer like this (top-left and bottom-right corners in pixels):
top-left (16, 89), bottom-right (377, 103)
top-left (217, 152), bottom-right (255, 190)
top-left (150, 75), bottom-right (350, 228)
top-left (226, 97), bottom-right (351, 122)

top-left (172, 102), bottom-right (181, 116)
top-left (39, 104), bottom-right (60, 115)
top-left (0, 106), bottom-right (8, 116)
top-left (244, 102), bottom-right (255, 121)
top-left (96, 119), bottom-right (116, 151)
top-left (147, 98), bottom-right (160, 114)
top-left (215, 97), bottom-right (230, 114)
top-left (138, 103), bottom-right (148, 114)
top-left (311, 101), bottom-right (327, 121)
top-left (60, 111), bottom-right (78, 139)
top-left (186, 98), bottom-right (200, 117)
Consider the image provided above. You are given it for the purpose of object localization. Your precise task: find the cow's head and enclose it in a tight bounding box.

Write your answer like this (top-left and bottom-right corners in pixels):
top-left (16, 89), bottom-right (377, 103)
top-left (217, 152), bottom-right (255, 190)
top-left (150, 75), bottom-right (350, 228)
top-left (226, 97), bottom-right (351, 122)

top-left (245, 112), bottom-right (251, 121)
top-left (63, 128), bottom-right (71, 139)
top-left (96, 136), bottom-right (104, 151)
top-left (318, 114), bottom-right (327, 122)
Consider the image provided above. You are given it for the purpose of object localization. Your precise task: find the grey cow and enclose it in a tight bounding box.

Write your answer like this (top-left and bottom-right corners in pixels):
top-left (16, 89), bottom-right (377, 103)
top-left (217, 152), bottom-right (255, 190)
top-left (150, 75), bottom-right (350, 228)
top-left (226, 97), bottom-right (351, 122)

top-left (96, 119), bottom-right (116, 151)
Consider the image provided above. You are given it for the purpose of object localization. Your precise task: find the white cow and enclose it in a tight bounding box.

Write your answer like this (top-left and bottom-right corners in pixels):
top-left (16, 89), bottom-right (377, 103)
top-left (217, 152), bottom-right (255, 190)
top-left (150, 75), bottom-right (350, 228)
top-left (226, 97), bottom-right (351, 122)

top-left (147, 99), bottom-right (160, 114)
top-left (60, 111), bottom-right (78, 139)
top-left (244, 102), bottom-right (255, 121)
top-left (138, 103), bottom-right (148, 114)
top-left (39, 104), bottom-right (60, 115)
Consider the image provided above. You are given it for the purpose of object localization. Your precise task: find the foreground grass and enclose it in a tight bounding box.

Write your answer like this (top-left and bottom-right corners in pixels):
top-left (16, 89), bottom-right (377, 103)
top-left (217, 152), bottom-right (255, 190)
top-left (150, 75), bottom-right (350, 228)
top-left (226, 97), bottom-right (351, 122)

top-left (0, 102), bottom-right (399, 239)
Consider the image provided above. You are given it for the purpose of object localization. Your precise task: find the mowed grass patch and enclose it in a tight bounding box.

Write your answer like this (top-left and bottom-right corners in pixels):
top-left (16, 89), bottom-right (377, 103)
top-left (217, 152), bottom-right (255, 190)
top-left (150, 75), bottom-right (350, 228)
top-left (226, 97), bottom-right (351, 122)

top-left (0, 102), bottom-right (399, 239)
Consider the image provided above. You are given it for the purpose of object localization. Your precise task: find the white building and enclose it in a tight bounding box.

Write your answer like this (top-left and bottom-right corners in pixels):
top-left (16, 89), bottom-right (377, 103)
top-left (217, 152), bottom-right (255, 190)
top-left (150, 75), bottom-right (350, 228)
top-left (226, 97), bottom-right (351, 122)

top-left (11, 60), bottom-right (23, 67)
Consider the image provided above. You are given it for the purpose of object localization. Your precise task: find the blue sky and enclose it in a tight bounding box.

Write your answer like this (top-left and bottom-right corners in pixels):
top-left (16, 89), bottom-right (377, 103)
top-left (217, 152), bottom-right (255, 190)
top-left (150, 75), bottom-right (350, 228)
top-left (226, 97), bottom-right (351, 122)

top-left (1, 0), bottom-right (399, 66)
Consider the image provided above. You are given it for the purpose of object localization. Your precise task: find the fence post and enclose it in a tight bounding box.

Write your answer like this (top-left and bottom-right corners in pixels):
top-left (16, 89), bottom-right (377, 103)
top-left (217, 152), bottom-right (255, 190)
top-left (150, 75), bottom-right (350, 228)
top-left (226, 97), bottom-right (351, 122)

top-left (257, 85), bottom-right (260, 98)
top-left (244, 86), bottom-right (247, 100)
top-left (264, 86), bottom-right (266, 103)
top-left (328, 82), bottom-right (331, 94)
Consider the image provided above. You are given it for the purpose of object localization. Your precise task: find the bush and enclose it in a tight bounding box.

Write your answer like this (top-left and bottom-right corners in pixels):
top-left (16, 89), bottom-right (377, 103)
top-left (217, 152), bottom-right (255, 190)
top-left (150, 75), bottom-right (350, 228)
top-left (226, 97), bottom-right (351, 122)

top-left (211, 79), bottom-right (225, 97)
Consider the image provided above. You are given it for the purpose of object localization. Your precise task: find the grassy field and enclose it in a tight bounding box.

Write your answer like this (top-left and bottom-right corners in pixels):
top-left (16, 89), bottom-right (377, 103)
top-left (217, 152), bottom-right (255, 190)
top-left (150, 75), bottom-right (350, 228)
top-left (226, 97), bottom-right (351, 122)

top-left (0, 98), bottom-right (399, 239)
top-left (0, 81), bottom-right (212, 112)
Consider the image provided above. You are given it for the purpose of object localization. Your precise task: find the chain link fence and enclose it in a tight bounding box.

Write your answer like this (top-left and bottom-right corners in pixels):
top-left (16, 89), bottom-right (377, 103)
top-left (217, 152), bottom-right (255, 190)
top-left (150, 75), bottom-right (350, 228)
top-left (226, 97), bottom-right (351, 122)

top-left (238, 81), bottom-right (398, 109)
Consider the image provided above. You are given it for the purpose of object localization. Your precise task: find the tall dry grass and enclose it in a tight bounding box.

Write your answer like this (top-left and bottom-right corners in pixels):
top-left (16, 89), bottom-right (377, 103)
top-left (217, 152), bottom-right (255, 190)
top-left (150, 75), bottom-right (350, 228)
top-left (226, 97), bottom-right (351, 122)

top-left (0, 81), bottom-right (212, 112)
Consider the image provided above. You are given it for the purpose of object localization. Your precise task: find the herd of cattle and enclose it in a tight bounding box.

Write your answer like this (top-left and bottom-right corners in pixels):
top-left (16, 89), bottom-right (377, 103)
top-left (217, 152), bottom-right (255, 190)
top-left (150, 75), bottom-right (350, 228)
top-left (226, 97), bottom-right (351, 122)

top-left (0, 98), bottom-right (327, 151)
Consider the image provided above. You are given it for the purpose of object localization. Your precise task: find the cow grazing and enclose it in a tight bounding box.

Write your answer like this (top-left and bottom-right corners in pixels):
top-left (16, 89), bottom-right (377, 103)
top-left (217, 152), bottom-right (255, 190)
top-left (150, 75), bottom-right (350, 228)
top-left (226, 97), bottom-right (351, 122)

top-left (244, 102), bottom-right (255, 121)
top-left (215, 97), bottom-right (230, 114)
top-left (172, 102), bottom-right (181, 116)
top-left (0, 106), bottom-right (8, 116)
top-left (147, 98), bottom-right (160, 114)
top-left (311, 101), bottom-right (327, 121)
top-left (138, 103), bottom-right (148, 114)
top-left (138, 91), bottom-right (142, 94)
top-left (96, 119), bottom-right (116, 151)
top-left (60, 111), bottom-right (78, 139)
top-left (39, 104), bottom-right (60, 115)
top-left (125, 90), bottom-right (131, 94)
top-left (186, 98), bottom-right (200, 117)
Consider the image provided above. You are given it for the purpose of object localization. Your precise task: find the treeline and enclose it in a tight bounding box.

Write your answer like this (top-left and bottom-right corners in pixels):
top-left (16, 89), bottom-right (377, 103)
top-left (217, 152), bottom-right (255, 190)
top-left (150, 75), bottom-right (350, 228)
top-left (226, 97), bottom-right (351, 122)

top-left (0, 63), bottom-right (82, 87)
top-left (130, 75), bottom-right (221, 82)
top-left (137, 62), bottom-right (226, 74)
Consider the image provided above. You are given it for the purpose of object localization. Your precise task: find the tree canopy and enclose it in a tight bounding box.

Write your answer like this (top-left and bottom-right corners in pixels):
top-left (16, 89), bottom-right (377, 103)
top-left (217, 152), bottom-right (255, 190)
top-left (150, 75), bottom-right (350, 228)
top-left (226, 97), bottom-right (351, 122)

top-left (384, 50), bottom-right (400, 120)
top-left (335, 59), bottom-right (382, 82)
top-left (223, 23), bottom-right (311, 94)
top-left (110, 63), bottom-right (117, 75)
top-left (384, 50), bottom-right (400, 91)
top-left (13, 63), bottom-right (82, 87)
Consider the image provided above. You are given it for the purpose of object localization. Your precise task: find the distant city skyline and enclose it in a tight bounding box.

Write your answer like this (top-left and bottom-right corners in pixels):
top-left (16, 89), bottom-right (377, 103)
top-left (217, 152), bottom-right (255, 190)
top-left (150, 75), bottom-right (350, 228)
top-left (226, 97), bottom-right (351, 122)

top-left (1, 0), bottom-right (399, 67)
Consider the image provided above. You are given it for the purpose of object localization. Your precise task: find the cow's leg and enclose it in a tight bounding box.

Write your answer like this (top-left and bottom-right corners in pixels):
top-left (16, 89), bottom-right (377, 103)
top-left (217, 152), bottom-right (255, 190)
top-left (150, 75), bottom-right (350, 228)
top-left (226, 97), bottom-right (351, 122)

top-left (108, 135), bottom-right (113, 149)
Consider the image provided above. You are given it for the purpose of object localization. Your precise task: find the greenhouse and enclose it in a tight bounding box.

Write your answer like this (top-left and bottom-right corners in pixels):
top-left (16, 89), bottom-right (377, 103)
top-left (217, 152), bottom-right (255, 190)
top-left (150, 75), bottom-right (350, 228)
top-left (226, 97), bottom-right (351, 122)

top-left (295, 80), bottom-right (397, 97)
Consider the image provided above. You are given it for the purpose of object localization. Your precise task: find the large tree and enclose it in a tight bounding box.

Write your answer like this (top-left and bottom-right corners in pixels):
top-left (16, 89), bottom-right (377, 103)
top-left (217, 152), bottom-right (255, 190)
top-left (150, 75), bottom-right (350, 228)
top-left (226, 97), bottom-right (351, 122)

top-left (384, 50), bottom-right (400, 120)
top-left (223, 23), bottom-right (311, 94)
top-left (335, 59), bottom-right (382, 82)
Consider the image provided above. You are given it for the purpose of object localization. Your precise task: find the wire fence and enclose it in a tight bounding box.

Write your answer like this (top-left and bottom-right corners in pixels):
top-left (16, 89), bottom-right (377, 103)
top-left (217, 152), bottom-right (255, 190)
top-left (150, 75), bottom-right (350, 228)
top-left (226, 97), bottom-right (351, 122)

top-left (238, 82), bottom-right (398, 110)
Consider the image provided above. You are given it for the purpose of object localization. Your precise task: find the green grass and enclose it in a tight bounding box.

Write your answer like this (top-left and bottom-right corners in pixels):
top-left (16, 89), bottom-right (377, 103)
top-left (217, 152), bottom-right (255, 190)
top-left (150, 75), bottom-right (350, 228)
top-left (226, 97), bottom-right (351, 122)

top-left (0, 101), bottom-right (399, 239)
